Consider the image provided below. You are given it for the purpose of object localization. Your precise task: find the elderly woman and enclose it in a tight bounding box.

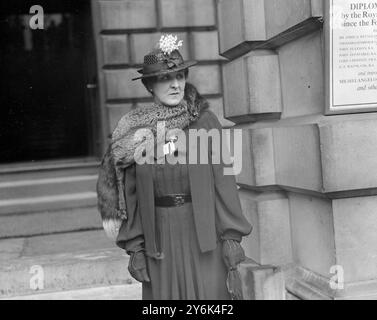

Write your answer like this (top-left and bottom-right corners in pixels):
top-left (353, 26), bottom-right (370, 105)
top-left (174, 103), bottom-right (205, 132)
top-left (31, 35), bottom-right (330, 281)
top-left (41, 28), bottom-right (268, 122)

top-left (97, 35), bottom-right (252, 300)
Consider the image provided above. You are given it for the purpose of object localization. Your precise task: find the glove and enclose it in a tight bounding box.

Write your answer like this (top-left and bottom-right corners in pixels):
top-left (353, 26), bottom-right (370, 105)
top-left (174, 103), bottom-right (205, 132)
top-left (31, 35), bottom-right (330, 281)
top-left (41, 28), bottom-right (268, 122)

top-left (222, 239), bottom-right (246, 270)
top-left (222, 240), bottom-right (245, 300)
top-left (226, 269), bottom-right (243, 300)
top-left (128, 250), bottom-right (151, 283)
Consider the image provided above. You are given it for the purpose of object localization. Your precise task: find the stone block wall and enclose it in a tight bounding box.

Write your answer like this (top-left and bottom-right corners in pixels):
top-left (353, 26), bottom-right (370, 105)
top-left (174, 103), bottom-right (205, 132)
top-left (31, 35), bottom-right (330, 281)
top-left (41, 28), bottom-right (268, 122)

top-left (218, 0), bottom-right (377, 300)
top-left (92, 0), bottom-right (230, 138)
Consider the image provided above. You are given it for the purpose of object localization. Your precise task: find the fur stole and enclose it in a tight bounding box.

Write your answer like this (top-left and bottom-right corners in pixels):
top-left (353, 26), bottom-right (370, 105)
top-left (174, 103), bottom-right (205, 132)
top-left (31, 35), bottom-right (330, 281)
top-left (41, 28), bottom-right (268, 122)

top-left (96, 83), bottom-right (209, 240)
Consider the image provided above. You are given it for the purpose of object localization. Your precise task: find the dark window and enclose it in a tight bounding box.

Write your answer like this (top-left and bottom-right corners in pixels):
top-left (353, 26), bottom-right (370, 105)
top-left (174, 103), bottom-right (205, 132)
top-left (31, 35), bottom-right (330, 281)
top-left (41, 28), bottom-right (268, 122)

top-left (0, 0), bottom-right (97, 164)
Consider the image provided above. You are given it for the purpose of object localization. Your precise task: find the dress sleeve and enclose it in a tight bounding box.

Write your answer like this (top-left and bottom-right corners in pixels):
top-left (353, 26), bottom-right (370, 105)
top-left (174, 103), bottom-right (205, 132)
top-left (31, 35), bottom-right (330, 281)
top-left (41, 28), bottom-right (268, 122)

top-left (204, 110), bottom-right (253, 242)
top-left (116, 163), bottom-right (145, 254)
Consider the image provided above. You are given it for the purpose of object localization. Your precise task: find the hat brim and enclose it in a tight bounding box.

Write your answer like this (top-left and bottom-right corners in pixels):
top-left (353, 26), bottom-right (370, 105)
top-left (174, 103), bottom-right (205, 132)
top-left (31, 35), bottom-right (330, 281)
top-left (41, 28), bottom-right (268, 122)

top-left (131, 60), bottom-right (198, 81)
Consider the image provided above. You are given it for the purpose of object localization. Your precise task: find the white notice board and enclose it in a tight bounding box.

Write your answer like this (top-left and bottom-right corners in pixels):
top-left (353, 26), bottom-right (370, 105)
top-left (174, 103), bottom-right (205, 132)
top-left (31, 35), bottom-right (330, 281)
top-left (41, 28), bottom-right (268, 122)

top-left (325, 0), bottom-right (377, 114)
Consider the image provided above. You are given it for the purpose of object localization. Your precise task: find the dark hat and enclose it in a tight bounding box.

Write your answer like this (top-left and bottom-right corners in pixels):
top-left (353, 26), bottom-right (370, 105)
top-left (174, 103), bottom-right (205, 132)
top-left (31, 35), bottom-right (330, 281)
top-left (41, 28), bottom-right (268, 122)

top-left (132, 35), bottom-right (197, 81)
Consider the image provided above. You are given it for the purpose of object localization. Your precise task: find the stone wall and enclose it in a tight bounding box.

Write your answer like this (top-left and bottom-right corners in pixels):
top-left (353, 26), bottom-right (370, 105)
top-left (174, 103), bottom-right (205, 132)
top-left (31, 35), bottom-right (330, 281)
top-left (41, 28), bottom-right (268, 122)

top-left (218, 0), bottom-right (377, 300)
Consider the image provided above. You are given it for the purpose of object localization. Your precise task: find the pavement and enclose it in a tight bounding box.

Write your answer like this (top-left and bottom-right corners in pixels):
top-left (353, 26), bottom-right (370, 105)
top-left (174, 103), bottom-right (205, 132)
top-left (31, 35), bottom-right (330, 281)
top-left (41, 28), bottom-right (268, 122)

top-left (0, 230), bottom-right (142, 300)
top-left (0, 229), bottom-right (287, 300)
top-left (3, 284), bottom-right (142, 300)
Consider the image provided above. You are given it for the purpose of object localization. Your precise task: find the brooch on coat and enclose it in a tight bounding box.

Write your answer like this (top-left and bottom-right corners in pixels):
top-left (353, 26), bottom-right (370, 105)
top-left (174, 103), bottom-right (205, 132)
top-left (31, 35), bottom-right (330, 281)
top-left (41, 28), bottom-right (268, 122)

top-left (163, 136), bottom-right (178, 156)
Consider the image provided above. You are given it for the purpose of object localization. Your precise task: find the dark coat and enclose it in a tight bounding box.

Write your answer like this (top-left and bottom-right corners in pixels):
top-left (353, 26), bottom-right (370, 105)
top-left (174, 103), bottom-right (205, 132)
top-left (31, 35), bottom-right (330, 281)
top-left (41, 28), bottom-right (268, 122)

top-left (116, 109), bottom-right (252, 258)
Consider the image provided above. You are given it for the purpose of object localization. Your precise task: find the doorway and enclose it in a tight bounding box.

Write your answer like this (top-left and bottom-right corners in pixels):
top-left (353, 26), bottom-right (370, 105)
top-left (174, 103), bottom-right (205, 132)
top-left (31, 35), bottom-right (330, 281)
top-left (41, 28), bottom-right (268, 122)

top-left (0, 0), bottom-right (99, 164)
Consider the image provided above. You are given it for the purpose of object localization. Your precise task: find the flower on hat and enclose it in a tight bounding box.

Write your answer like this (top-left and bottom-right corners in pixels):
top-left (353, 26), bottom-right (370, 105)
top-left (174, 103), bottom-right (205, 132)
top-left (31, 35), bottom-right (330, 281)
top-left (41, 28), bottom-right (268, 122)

top-left (159, 34), bottom-right (183, 55)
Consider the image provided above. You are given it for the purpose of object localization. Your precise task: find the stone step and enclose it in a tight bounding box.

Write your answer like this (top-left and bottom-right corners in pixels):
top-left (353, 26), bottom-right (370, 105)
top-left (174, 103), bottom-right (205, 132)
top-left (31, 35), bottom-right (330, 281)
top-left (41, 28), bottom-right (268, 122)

top-left (0, 159), bottom-right (99, 183)
top-left (0, 161), bottom-right (101, 237)
top-left (239, 258), bottom-right (286, 300)
top-left (0, 206), bottom-right (102, 239)
top-left (0, 230), bottom-right (135, 299)
top-left (0, 162), bottom-right (101, 237)
top-left (0, 191), bottom-right (98, 216)
top-left (2, 283), bottom-right (142, 300)
top-left (0, 175), bottom-right (98, 199)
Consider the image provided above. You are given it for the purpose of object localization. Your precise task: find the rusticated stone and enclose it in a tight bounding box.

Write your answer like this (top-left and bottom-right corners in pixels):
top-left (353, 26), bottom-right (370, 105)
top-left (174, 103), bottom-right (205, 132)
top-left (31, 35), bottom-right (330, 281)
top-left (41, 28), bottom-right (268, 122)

top-left (99, 0), bottom-right (157, 30)
top-left (239, 190), bottom-right (292, 266)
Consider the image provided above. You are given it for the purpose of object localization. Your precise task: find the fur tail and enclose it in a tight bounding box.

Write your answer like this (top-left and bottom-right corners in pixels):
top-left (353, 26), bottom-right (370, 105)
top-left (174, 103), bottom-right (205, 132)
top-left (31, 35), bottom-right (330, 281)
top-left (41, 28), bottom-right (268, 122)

top-left (102, 218), bottom-right (123, 240)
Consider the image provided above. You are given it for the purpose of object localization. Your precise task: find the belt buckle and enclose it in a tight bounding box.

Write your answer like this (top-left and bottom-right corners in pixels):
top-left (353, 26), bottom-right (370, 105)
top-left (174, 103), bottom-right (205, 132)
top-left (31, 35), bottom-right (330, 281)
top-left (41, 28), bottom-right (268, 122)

top-left (174, 195), bottom-right (185, 206)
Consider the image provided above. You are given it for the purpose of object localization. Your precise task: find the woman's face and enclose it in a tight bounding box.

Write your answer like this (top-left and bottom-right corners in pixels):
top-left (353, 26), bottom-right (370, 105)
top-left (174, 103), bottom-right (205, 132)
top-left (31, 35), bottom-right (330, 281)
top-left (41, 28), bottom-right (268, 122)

top-left (151, 70), bottom-right (186, 107)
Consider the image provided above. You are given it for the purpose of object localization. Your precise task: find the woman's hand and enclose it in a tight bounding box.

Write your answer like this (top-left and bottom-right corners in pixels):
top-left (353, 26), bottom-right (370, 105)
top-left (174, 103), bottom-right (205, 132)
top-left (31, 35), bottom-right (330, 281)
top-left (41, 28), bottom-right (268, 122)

top-left (128, 250), bottom-right (151, 283)
top-left (222, 239), bottom-right (246, 270)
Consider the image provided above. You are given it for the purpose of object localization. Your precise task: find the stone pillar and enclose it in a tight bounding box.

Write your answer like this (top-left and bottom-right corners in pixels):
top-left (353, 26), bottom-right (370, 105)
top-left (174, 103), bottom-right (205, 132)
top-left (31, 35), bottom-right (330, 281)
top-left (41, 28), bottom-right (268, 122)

top-left (218, 0), bottom-right (377, 300)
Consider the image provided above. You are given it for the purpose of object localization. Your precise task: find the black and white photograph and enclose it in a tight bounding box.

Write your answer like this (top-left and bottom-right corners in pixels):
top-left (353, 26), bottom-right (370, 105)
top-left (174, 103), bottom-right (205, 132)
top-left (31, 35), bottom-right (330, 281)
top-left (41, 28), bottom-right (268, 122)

top-left (0, 0), bottom-right (377, 305)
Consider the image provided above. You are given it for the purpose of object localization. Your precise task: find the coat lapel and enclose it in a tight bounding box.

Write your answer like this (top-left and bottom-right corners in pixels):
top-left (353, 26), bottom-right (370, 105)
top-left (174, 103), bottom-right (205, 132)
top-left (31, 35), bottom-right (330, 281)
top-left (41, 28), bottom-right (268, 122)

top-left (135, 164), bottom-right (158, 255)
top-left (186, 115), bottom-right (217, 252)
top-left (188, 164), bottom-right (217, 252)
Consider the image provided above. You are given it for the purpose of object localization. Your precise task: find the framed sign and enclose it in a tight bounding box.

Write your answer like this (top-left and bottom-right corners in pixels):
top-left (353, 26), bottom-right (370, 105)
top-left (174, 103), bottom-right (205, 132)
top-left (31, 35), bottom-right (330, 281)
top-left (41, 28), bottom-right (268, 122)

top-left (325, 0), bottom-right (377, 114)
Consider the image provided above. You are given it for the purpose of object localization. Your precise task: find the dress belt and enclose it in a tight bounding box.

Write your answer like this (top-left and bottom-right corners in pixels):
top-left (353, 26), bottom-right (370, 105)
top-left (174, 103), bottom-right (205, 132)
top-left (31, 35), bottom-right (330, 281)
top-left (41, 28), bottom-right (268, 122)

top-left (155, 194), bottom-right (192, 207)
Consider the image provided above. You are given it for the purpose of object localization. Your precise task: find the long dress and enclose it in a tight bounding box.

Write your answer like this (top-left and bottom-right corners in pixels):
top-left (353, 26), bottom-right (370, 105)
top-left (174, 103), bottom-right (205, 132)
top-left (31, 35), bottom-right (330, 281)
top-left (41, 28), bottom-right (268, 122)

top-left (141, 160), bottom-right (231, 300)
